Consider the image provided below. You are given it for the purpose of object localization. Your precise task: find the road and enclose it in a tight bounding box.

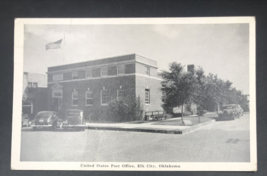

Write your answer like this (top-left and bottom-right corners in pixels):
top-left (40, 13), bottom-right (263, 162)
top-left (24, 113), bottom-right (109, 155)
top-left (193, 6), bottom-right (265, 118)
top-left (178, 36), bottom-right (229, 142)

top-left (20, 113), bottom-right (250, 162)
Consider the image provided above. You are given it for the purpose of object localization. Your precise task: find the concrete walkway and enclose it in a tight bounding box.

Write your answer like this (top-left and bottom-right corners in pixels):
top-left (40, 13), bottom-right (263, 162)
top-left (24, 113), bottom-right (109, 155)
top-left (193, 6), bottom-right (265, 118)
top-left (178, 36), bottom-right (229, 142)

top-left (85, 117), bottom-right (215, 134)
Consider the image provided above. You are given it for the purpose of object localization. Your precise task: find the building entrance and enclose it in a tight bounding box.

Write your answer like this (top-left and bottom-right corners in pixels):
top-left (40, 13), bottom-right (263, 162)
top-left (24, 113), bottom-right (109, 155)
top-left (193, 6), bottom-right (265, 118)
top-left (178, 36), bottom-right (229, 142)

top-left (52, 89), bottom-right (62, 112)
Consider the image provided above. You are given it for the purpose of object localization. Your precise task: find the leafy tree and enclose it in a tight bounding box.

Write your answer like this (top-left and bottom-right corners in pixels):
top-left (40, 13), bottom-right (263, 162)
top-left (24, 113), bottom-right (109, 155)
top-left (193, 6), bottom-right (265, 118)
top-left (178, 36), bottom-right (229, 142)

top-left (107, 96), bottom-right (144, 122)
top-left (160, 62), bottom-right (198, 123)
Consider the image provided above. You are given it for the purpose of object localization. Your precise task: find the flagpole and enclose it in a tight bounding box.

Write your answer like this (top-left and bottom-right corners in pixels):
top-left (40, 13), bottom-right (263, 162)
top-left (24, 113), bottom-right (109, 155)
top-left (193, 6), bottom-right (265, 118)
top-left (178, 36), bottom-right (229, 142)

top-left (63, 34), bottom-right (65, 61)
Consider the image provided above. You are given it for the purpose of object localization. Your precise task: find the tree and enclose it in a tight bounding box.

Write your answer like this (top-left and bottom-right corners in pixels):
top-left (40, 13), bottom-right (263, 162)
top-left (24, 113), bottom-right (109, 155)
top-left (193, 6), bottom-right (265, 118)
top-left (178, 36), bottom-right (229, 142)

top-left (160, 62), bottom-right (198, 123)
top-left (107, 95), bottom-right (144, 122)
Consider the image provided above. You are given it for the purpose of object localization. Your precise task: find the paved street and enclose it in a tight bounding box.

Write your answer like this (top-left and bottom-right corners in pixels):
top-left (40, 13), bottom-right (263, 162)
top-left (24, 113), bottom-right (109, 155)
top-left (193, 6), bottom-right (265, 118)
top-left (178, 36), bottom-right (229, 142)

top-left (20, 114), bottom-right (250, 162)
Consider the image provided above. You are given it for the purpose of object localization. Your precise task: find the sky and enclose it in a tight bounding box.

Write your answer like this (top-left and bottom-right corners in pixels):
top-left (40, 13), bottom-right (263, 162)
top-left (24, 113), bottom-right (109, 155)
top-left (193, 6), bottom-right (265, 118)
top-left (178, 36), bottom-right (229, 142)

top-left (24, 23), bottom-right (249, 94)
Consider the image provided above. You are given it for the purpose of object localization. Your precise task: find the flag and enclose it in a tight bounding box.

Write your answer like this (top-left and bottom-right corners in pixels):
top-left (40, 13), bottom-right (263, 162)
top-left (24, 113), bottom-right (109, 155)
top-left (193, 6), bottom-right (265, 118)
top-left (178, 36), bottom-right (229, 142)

top-left (46, 39), bottom-right (62, 50)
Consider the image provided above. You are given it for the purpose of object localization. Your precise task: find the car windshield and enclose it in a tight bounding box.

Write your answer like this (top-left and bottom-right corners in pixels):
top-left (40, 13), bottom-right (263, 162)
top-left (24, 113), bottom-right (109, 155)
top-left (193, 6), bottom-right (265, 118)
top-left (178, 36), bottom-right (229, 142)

top-left (37, 112), bottom-right (53, 117)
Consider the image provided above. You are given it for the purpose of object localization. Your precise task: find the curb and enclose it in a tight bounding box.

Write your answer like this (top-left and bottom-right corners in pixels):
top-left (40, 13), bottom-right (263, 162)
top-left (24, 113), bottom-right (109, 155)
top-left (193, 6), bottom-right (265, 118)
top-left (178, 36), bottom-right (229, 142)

top-left (180, 119), bottom-right (216, 134)
top-left (85, 119), bottom-right (215, 135)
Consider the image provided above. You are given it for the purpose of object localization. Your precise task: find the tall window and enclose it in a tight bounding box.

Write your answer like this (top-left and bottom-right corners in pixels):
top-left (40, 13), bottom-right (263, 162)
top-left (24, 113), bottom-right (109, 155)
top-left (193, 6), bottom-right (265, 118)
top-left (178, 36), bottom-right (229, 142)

top-left (147, 67), bottom-right (150, 75)
top-left (85, 90), bottom-right (93, 106)
top-left (162, 90), bottom-right (166, 103)
top-left (101, 67), bottom-right (108, 77)
top-left (117, 65), bottom-right (125, 75)
top-left (53, 74), bottom-right (63, 81)
top-left (72, 71), bottom-right (79, 79)
top-left (72, 90), bottom-right (78, 106)
top-left (145, 89), bottom-right (150, 104)
top-left (86, 69), bottom-right (92, 78)
top-left (117, 90), bottom-right (125, 101)
top-left (101, 90), bottom-right (109, 105)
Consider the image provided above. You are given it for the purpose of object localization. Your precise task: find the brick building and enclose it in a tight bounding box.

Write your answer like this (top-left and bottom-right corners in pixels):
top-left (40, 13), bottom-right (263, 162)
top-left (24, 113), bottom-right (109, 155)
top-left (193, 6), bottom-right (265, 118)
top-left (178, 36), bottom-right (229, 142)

top-left (23, 72), bottom-right (48, 119)
top-left (47, 54), bottom-right (163, 120)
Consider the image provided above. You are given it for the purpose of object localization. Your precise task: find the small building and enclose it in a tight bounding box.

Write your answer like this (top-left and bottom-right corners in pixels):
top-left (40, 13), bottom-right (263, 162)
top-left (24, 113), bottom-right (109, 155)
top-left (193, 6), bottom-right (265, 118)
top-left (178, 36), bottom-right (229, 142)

top-left (47, 54), bottom-right (163, 121)
top-left (22, 72), bottom-right (48, 119)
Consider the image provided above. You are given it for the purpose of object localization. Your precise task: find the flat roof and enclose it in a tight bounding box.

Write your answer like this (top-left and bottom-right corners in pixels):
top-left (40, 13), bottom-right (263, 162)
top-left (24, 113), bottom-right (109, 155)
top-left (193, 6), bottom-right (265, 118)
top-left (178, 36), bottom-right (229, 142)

top-left (48, 54), bottom-right (157, 72)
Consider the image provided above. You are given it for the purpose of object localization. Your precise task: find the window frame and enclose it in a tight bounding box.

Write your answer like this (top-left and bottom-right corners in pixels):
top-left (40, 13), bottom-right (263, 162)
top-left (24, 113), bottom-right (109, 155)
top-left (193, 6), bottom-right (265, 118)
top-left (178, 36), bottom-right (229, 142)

top-left (145, 66), bottom-right (150, 76)
top-left (86, 69), bottom-right (92, 78)
top-left (28, 82), bottom-right (32, 88)
top-left (85, 90), bottom-right (93, 106)
top-left (101, 67), bottom-right (108, 77)
top-left (101, 89), bottom-right (109, 105)
top-left (145, 89), bottom-right (150, 104)
top-left (72, 71), bottom-right (79, 80)
top-left (52, 74), bottom-right (63, 81)
top-left (32, 82), bottom-right (38, 88)
top-left (72, 90), bottom-right (78, 106)
top-left (117, 65), bottom-right (125, 75)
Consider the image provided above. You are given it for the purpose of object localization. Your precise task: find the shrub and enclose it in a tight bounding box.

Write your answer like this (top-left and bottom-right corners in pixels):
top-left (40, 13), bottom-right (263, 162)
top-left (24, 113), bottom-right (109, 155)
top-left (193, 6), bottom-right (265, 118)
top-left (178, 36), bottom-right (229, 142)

top-left (172, 111), bottom-right (191, 117)
top-left (89, 108), bottom-right (107, 122)
top-left (107, 96), bottom-right (144, 122)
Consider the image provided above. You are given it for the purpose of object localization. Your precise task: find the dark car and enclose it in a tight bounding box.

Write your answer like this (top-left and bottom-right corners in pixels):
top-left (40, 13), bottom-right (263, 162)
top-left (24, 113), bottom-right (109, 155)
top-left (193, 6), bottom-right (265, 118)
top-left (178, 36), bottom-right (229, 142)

top-left (32, 111), bottom-right (60, 130)
top-left (60, 109), bottom-right (85, 131)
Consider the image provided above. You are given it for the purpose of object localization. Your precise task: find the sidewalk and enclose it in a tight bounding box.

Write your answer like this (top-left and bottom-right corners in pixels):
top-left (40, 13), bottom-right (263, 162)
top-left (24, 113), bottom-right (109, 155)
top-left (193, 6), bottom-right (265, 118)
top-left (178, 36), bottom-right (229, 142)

top-left (85, 117), bottom-right (215, 134)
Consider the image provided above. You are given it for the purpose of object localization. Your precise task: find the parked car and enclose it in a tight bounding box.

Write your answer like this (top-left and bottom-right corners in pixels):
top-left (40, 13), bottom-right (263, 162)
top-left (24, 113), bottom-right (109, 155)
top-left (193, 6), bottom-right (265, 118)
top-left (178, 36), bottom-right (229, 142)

top-left (31, 111), bottom-right (60, 130)
top-left (217, 104), bottom-right (239, 120)
top-left (59, 109), bottom-right (85, 131)
top-left (22, 114), bottom-right (30, 127)
top-left (234, 104), bottom-right (244, 117)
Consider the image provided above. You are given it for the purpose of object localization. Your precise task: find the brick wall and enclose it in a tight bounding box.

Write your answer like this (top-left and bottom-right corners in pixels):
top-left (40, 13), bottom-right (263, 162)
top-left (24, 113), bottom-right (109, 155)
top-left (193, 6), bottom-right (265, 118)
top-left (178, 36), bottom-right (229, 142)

top-left (135, 75), bottom-right (163, 113)
top-left (48, 76), bottom-right (136, 120)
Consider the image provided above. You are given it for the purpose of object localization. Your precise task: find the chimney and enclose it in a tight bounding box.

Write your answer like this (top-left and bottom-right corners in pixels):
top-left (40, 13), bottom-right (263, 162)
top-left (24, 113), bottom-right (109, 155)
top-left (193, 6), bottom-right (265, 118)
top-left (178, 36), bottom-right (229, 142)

top-left (187, 64), bottom-right (195, 74)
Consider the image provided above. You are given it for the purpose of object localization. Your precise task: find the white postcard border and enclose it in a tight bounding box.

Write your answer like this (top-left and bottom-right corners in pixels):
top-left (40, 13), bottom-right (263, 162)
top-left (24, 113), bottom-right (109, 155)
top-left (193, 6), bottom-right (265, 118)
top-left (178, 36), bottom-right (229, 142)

top-left (12, 17), bottom-right (257, 171)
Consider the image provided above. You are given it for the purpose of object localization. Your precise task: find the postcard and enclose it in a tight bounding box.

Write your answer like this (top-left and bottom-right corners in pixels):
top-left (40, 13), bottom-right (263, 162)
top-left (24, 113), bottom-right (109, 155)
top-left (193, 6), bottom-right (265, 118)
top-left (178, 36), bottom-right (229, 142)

top-left (12, 17), bottom-right (256, 171)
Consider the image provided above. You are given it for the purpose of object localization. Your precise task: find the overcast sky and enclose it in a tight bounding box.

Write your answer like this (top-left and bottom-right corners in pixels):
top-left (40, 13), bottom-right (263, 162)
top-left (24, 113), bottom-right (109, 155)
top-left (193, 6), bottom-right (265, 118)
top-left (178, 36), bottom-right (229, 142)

top-left (24, 24), bottom-right (249, 94)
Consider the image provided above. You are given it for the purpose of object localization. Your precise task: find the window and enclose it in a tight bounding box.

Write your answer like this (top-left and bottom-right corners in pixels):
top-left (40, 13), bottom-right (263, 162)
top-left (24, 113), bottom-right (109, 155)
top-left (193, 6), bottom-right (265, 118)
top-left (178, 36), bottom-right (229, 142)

top-left (117, 65), bottom-right (125, 75)
top-left (117, 90), bottom-right (125, 101)
top-left (145, 89), bottom-right (150, 104)
top-left (101, 67), bottom-right (108, 77)
top-left (72, 71), bottom-right (79, 79)
top-left (125, 64), bottom-right (135, 74)
top-left (162, 90), bottom-right (166, 103)
top-left (86, 69), bottom-right (92, 78)
top-left (32, 82), bottom-right (38, 88)
top-left (108, 66), bottom-right (117, 76)
top-left (53, 74), bottom-right (63, 81)
top-left (92, 68), bottom-right (101, 78)
top-left (28, 82), bottom-right (32, 88)
top-left (101, 90), bottom-right (109, 105)
top-left (85, 91), bottom-right (93, 106)
top-left (145, 66), bottom-right (150, 76)
top-left (72, 91), bottom-right (78, 106)
top-left (28, 82), bottom-right (38, 88)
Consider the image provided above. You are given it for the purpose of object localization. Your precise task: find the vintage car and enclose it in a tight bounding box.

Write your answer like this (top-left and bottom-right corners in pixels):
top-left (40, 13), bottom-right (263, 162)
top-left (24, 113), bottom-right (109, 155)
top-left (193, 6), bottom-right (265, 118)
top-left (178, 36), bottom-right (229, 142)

top-left (234, 104), bottom-right (244, 117)
top-left (31, 111), bottom-right (60, 130)
top-left (59, 109), bottom-right (85, 131)
top-left (218, 104), bottom-right (239, 120)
